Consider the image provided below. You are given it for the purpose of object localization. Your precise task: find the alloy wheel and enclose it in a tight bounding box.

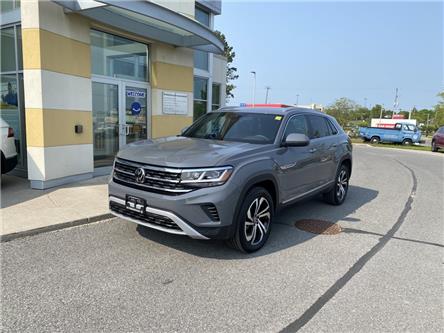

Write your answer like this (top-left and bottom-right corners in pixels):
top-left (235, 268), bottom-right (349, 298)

top-left (244, 197), bottom-right (271, 246)
top-left (336, 169), bottom-right (349, 201)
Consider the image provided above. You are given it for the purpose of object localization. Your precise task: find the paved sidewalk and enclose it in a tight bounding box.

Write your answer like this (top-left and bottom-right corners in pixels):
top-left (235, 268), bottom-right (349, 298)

top-left (1, 174), bottom-right (110, 237)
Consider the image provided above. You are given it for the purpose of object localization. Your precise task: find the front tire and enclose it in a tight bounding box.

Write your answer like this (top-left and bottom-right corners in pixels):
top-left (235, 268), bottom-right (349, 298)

top-left (323, 164), bottom-right (350, 205)
top-left (402, 139), bottom-right (413, 146)
top-left (227, 187), bottom-right (274, 253)
top-left (432, 140), bottom-right (438, 152)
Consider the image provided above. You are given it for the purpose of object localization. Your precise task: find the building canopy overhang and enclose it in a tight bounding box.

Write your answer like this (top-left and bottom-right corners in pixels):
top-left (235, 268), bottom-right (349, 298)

top-left (52, 0), bottom-right (224, 54)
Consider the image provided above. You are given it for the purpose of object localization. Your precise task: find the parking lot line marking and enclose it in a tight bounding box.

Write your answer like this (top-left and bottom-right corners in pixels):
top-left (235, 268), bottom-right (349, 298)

top-left (280, 161), bottom-right (417, 333)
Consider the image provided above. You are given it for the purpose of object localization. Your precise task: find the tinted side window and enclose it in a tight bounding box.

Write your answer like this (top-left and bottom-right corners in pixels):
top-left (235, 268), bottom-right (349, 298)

top-left (307, 115), bottom-right (330, 139)
top-left (439, 127), bottom-right (444, 134)
top-left (284, 115), bottom-right (309, 138)
top-left (326, 119), bottom-right (338, 135)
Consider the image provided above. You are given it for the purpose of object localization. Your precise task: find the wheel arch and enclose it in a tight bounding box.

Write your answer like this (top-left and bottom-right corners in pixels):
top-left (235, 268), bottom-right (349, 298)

top-left (235, 174), bottom-right (279, 216)
top-left (339, 154), bottom-right (352, 178)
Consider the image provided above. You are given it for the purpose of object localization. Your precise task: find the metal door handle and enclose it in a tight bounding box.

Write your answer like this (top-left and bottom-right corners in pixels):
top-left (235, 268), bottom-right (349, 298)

top-left (309, 148), bottom-right (317, 153)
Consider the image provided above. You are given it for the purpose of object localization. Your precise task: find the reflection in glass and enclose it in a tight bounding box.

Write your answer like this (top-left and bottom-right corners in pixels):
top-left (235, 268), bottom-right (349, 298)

top-left (194, 50), bottom-right (208, 71)
top-left (212, 83), bottom-right (221, 110)
top-left (193, 77), bottom-right (208, 120)
top-left (1, 27), bottom-right (16, 72)
top-left (0, 74), bottom-right (21, 163)
top-left (92, 82), bottom-right (119, 167)
top-left (91, 30), bottom-right (148, 82)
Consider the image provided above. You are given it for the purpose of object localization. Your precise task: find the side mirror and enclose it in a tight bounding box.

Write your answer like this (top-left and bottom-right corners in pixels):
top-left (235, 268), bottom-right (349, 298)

top-left (283, 133), bottom-right (310, 147)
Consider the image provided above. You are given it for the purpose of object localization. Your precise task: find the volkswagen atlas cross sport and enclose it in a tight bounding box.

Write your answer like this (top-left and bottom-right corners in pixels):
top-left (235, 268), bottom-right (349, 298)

top-left (109, 107), bottom-right (352, 252)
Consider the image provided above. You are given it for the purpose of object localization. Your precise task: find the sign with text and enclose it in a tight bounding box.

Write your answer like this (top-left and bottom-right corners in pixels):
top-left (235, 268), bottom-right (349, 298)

top-left (126, 90), bottom-right (146, 98)
top-left (162, 92), bottom-right (188, 115)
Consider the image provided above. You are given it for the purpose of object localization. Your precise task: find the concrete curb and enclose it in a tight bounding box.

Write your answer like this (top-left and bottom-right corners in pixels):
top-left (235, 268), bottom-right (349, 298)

top-left (0, 213), bottom-right (115, 243)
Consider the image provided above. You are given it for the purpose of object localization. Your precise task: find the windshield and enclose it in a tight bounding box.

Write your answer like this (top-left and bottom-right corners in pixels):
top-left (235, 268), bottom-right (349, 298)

top-left (183, 112), bottom-right (283, 144)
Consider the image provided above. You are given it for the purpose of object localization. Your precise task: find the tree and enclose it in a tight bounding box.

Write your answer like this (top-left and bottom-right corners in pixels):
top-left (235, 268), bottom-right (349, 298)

top-left (433, 91), bottom-right (444, 127)
top-left (214, 31), bottom-right (238, 100)
top-left (325, 97), bottom-right (360, 127)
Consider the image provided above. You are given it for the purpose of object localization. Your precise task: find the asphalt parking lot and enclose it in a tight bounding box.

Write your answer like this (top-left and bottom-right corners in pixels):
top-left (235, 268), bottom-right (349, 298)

top-left (1, 145), bottom-right (443, 332)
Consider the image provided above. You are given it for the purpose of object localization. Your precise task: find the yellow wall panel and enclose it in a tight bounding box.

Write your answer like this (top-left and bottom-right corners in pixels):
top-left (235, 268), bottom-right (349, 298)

top-left (22, 28), bottom-right (91, 78)
top-left (25, 108), bottom-right (45, 147)
top-left (26, 108), bottom-right (93, 147)
top-left (151, 62), bottom-right (193, 92)
top-left (152, 115), bottom-right (193, 138)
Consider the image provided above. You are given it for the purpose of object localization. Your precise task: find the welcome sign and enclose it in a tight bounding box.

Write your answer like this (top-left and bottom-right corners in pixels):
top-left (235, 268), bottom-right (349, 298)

top-left (126, 90), bottom-right (146, 98)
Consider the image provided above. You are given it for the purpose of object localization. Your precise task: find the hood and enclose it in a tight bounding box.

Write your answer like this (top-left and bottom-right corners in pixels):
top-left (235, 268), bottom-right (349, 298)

top-left (117, 136), bottom-right (268, 168)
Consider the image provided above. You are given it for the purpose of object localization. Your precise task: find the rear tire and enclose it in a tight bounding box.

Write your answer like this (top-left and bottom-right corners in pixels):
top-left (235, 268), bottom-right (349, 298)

top-left (323, 164), bottom-right (350, 206)
top-left (402, 139), bottom-right (413, 146)
top-left (432, 140), bottom-right (438, 152)
top-left (227, 187), bottom-right (274, 253)
top-left (370, 136), bottom-right (380, 144)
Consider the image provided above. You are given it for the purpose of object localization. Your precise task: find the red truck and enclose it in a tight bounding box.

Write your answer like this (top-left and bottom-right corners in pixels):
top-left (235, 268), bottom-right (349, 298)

top-left (431, 126), bottom-right (444, 152)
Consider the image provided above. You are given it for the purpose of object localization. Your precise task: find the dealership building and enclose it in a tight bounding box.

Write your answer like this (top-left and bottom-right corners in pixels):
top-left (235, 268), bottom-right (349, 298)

top-left (1, 0), bottom-right (226, 188)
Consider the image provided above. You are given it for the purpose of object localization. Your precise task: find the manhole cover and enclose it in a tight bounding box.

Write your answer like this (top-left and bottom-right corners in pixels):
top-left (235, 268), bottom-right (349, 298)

top-left (294, 219), bottom-right (342, 235)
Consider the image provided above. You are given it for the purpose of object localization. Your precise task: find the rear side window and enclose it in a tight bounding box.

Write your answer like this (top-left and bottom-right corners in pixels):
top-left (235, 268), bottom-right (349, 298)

top-left (284, 115), bottom-right (309, 138)
top-left (307, 115), bottom-right (330, 139)
top-left (439, 127), bottom-right (444, 134)
top-left (326, 119), bottom-right (338, 135)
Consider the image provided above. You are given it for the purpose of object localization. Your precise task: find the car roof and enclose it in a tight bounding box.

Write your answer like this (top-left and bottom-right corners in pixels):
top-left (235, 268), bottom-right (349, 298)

top-left (216, 106), bottom-right (322, 115)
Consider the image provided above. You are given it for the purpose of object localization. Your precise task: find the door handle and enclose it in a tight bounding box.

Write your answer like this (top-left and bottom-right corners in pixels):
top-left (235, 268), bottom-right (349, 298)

top-left (309, 148), bottom-right (317, 153)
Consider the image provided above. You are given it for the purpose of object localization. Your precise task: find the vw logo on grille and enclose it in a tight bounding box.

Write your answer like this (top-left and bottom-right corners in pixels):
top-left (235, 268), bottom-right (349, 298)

top-left (134, 167), bottom-right (146, 184)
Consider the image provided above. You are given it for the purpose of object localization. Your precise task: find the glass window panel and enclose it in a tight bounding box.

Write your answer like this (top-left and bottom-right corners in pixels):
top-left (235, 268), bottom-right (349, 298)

top-left (92, 82), bottom-right (119, 167)
top-left (0, 74), bottom-right (21, 164)
top-left (195, 7), bottom-right (210, 27)
top-left (16, 26), bottom-right (22, 70)
top-left (0, 0), bottom-right (19, 13)
top-left (193, 100), bottom-right (207, 121)
top-left (212, 83), bottom-right (220, 110)
top-left (1, 27), bottom-right (16, 72)
top-left (91, 30), bottom-right (148, 82)
top-left (193, 77), bottom-right (207, 100)
top-left (194, 50), bottom-right (208, 71)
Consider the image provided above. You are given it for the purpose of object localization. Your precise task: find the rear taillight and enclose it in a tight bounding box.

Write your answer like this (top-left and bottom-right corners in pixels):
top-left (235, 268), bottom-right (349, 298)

top-left (7, 127), bottom-right (14, 138)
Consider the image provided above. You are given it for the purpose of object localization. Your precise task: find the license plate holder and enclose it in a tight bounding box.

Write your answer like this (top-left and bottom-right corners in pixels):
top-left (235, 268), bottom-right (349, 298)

top-left (125, 195), bottom-right (146, 214)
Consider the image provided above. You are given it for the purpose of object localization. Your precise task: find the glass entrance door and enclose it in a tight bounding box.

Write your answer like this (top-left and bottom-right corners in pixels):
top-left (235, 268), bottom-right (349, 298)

top-left (92, 78), bottom-right (150, 167)
top-left (92, 81), bottom-right (119, 167)
top-left (123, 85), bottom-right (148, 145)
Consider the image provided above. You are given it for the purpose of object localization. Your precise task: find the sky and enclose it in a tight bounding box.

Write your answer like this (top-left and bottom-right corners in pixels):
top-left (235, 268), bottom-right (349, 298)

top-left (214, 1), bottom-right (443, 110)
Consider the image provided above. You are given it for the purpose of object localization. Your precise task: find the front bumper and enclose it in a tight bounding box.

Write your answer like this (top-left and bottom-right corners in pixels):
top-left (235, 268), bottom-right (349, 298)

top-left (108, 177), bottom-right (241, 240)
top-left (109, 196), bottom-right (209, 239)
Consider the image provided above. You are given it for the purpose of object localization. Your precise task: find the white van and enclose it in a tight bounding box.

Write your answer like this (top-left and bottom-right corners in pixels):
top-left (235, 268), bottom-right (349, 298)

top-left (1, 118), bottom-right (18, 174)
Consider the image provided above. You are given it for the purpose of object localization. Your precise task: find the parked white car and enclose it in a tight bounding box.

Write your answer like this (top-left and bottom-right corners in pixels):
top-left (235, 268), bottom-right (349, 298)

top-left (1, 118), bottom-right (18, 174)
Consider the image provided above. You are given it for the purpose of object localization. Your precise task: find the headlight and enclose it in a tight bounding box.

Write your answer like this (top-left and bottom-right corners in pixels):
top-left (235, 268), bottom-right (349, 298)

top-left (181, 166), bottom-right (233, 187)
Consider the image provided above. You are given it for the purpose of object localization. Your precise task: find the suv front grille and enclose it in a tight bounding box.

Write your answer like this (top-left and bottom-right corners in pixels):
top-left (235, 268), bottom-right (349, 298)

top-left (110, 201), bottom-right (180, 230)
top-left (113, 158), bottom-right (193, 195)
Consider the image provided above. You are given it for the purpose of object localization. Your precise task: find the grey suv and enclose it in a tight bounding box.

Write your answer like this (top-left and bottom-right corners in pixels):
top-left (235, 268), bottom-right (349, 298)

top-left (109, 107), bottom-right (352, 252)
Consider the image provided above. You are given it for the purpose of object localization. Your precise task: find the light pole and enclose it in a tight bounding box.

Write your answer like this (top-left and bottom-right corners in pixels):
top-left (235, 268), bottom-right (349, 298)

top-left (364, 97), bottom-right (368, 109)
top-left (296, 94), bottom-right (300, 106)
top-left (265, 86), bottom-right (271, 104)
top-left (250, 71), bottom-right (256, 107)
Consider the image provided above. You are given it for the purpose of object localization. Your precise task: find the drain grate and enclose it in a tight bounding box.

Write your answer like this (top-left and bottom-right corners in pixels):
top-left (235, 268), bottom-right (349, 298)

top-left (294, 219), bottom-right (342, 235)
